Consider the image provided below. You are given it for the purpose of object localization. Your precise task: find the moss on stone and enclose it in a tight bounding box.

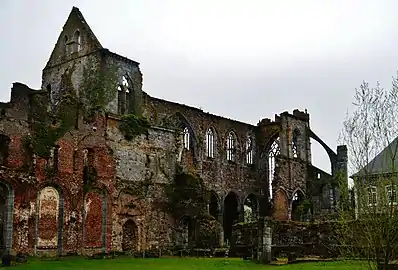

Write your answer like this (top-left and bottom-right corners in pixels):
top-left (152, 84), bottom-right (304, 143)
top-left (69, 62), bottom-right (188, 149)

top-left (23, 58), bottom-right (119, 159)
top-left (163, 166), bottom-right (210, 218)
top-left (119, 114), bottom-right (150, 141)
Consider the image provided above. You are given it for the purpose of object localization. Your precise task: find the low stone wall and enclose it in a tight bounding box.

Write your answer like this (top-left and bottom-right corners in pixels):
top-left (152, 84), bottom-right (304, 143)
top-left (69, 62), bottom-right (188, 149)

top-left (270, 220), bottom-right (338, 259)
top-left (231, 218), bottom-right (340, 262)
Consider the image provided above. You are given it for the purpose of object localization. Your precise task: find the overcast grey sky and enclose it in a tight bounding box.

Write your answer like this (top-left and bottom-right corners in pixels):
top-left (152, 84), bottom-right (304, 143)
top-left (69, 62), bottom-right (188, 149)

top-left (1, 0), bottom-right (398, 174)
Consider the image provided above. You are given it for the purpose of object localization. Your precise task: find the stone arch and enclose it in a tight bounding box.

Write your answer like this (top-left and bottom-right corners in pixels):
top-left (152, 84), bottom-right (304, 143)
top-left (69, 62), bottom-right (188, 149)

top-left (83, 188), bottom-right (107, 249)
top-left (208, 191), bottom-right (220, 219)
top-left (73, 30), bottom-right (81, 52)
top-left (223, 191), bottom-right (240, 243)
top-left (308, 129), bottom-right (337, 174)
top-left (243, 193), bottom-right (258, 222)
top-left (176, 215), bottom-right (193, 248)
top-left (35, 185), bottom-right (64, 255)
top-left (0, 181), bottom-right (14, 254)
top-left (167, 112), bottom-right (199, 160)
top-left (122, 219), bottom-right (138, 252)
top-left (273, 188), bottom-right (289, 221)
top-left (291, 188), bottom-right (306, 221)
top-left (266, 136), bottom-right (280, 200)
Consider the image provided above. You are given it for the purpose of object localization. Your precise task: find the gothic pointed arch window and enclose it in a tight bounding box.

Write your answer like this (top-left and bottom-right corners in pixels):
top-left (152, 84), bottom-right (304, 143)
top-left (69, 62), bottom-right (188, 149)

top-left (183, 127), bottom-right (190, 150)
top-left (246, 136), bottom-right (254, 165)
top-left (268, 137), bottom-right (280, 199)
top-left (226, 131), bottom-right (236, 162)
top-left (74, 30), bottom-right (81, 52)
top-left (206, 128), bottom-right (215, 158)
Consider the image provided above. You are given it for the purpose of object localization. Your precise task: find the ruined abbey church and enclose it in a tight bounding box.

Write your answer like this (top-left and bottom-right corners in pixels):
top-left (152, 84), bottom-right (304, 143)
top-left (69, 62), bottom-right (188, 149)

top-left (0, 7), bottom-right (347, 256)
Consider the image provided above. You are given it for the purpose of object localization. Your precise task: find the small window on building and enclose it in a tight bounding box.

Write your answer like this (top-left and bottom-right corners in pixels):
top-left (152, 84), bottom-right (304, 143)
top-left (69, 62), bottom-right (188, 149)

top-left (368, 186), bottom-right (377, 206)
top-left (73, 30), bottom-right (81, 53)
top-left (206, 128), bottom-right (215, 158)
top-left (226, 132), bottom-right (236, 162)
top-left (117, 84), bottom-right (124, 115)
top-left (183, 127), bottom-right (190, 150)
top-left (317, 173), bottom-right (321, 179)
top-left (246, 136), bottom-right (253, 165)
top-left (118, 75), bottom-right (134, 114)
top-left (292, 129), bottom-right (300, 158)
top-left (386, 185), bottom-right (397, 205)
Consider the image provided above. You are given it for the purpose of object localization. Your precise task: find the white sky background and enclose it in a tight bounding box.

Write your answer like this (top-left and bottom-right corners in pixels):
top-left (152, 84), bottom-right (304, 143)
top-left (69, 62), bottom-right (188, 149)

top-left (2, 0), bottom-right (398, 176)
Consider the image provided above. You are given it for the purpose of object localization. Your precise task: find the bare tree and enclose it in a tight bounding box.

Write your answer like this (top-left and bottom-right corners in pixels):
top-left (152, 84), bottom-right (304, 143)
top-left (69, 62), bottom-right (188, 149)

top-left (337, 75), bottom-right (398, 270)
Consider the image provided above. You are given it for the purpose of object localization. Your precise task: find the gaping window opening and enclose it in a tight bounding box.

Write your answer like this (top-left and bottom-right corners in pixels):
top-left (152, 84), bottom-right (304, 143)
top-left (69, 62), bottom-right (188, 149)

top-left (292, 130), bottom-right (299, 158)
top-left (226, 132), bottom-right (236, 162)
top-left (386, 185), bottom-right (397, 205)
top-left (183, 127), bottom-right (190, 150)
top-left (73, 30), bottom-right (81, 53)
top-left (206, 128), bottom-right (215, 158)
top-left (368, 186), bottom-right (377, 206)
top-left (118, 75), bottom-right (134, 114)
top-left (117, 84), bottom-right (125, 115)
top-left (268, 137), bottom-right (280, 199)
top-left (246, 136), bottom-right (253, 165)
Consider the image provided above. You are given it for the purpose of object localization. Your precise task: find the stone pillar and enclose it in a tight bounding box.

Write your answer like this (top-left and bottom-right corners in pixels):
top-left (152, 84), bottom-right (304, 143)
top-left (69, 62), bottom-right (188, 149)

top-left (238, 203), bottom-right (244, 223)
top-left (287, 202), bottom-right (292, 221)
top-left (260, 219), bottom-right (272, 264)
top-left (335, 145), bottom-right (348, 210)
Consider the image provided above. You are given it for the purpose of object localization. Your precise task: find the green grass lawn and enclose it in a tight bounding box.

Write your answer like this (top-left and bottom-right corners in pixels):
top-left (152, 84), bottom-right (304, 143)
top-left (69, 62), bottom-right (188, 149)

top-left (11, 257), bottom-right (368, 270)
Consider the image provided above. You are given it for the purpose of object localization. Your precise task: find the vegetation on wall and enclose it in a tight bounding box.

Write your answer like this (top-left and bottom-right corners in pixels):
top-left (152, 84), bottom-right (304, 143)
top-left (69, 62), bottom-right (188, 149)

top-left (119, 114), bottom-right (150, 141)
top-left (162, 166), bottom-right (210, 218)
top-left (160, 166), bottom-right (223, 248)
top-left (80, 59), bottom-right (119, 115)
top-left (23, 58), bottom-right (119, 159)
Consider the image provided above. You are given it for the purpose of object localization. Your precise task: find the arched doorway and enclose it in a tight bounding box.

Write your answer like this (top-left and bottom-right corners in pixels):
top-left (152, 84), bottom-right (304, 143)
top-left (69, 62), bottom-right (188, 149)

top-left (273, 189), bottom-right (289, 220)
top-left (0, 182), bottom-right (13, 255)
top-left (176, 216), bottom-right (192, 248)
top-left (122, 219), bottom-right (138, 251)
top-left (223, 192), bottom-right (239, 243)
top-left (209, 192), bottom-right (219, 219)
top-left (291, 190), bottom-right (305, 221)
top-left (243, 194), bottom-right (258, 222)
